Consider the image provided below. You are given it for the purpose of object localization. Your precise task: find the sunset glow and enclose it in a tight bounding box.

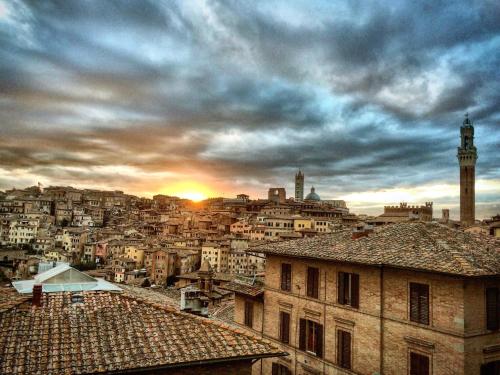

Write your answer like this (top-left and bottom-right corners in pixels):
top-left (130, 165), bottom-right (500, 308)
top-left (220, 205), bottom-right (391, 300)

top-left (0, 1), bottom-right (498, 219)
top-left (160, 181), bottom-right (215, 202)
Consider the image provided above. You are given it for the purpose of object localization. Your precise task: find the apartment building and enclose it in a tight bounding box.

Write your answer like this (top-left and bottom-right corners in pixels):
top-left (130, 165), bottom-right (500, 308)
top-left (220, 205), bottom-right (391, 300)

top-left (144, 248), bottom-right (176, 286)
top-left (233, 222), bottom-right (500, 375)
top-left (201, 242), bottom-right (229, 272)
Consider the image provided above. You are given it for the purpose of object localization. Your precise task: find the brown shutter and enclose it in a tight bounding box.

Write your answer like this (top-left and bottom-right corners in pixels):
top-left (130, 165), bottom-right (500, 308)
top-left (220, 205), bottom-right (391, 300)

top-left (314, 268), bottom-right (319, 298)
top-left (307, 267), bottom-right (319, 298)
top-left (486, 287), bottom-right (499, 330)
top-left (342, 331), bottom-right (351, 369)
top-left (281, 264), bottom-right (291, 291)
top-left (306, 268), bottom-right (312, 297)
top-left (338, 272), bottom-right (345, 304)
top-left (419, 284), bottom-right (429, 325)
top-left (315, 323), bottom-right (323, 358)
top-left (272, 363), bottom-right (279, 375)
top-left (299, 318), bottom-right (306, 351)
top-left (280, 264), bottom-right (285, 290)
top-left (338, 330), bottom-right (351, 369)
top-left (337, 330), bottom-right (342, 364)
top-left (280, 312), bottom-right (290, 344)
top-left (410, 352), bottom-right (429, 375)
top-left (351, 273), bottom-right (359, 308)
top-left (286, 264), bottom-right (291, 291)
top-left (410, 283), bottom-right (419, 323)
top-left (245, 301), bottom-right (253, 328)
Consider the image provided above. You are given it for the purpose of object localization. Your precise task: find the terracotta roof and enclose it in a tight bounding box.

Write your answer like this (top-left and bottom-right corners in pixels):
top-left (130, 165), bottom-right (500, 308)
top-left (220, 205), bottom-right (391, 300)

top-left (0, 291), bottom-right (286, 374)
top-left (221, 281), bottom-right (264, 297)
top-left (252, 222), bottom-right (500, 277)
top-left (0, 288), bottom-right (29, 313)
top-left (177, 272), bottom-right (234, 282)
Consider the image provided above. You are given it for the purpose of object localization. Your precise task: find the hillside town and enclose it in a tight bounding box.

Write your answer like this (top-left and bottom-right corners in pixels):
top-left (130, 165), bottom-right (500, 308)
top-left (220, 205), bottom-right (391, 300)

top-left (0, 116), bottom-right (499, 375)
top-left (0, 0), bottom-right (499, 373)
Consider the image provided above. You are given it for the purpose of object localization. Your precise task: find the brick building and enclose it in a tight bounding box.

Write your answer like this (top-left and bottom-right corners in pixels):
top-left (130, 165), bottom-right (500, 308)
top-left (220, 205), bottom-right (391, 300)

top-left (235, 222), bottom-right (500, 375)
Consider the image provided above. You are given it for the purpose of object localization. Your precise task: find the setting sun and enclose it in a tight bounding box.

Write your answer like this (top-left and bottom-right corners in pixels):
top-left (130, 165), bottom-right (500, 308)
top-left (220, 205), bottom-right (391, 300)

top-left (160, 181), bottom-right (214, 202)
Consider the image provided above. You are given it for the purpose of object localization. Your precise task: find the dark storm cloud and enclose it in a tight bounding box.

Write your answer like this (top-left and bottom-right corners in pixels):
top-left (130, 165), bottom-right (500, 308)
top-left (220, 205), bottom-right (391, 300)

top-left (0, 0), bottom-right (498, 215)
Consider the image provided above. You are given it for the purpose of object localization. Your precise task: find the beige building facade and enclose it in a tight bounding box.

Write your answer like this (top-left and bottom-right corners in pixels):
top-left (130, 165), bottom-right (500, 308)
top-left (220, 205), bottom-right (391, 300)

top-left (233, 223), bottom-right (500, 375)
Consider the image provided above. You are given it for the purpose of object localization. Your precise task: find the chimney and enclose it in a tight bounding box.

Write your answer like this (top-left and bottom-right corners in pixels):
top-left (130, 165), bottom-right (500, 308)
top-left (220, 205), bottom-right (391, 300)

top-left (351, 231), bottom-right (369, 240)
top-left (32, 284), bottom-right (43, 307)
top-left (351, 224), bottom-right (373, 240)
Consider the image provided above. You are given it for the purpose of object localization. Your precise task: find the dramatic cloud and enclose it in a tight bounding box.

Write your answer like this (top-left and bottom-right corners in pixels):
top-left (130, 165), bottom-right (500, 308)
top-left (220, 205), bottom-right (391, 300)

top-left (0, 0), bottom-right (499, 218)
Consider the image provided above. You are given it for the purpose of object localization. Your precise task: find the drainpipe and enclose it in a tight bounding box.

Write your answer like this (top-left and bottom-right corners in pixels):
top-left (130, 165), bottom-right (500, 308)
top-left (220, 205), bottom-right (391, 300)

top-left (295, 284), bottom-right (301, 375)
top-left (323, 269), bottom-right (327, 374)
top-left (261, 293), bottom-right (265, 375)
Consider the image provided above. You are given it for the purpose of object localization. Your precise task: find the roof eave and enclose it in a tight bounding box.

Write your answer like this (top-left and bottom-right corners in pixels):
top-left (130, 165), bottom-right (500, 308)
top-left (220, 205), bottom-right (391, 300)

top-left (260, 252), bottom-right (500, 278)
top-left (96, 352), bottom-right (288, 374)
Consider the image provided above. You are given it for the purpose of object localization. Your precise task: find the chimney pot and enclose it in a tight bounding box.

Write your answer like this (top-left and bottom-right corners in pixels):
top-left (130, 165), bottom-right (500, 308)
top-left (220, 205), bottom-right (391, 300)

top-left (32, 284), bottom-right (42, 307)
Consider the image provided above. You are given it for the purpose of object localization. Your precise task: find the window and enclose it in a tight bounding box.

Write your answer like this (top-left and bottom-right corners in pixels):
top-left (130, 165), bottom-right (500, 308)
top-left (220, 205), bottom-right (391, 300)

top-left (279, 311), bottom-right (290, 344)
top-left (338, 272), bottom-right (359, 308)
top-left (307, 267), bottom-right (319, 298)
top-left (272, 363), bottom-right (291, 375)
top-left (410, 283), bottom-right (429, 325)
top-left (281, 263), bottom-right (292, 291)
top-left (486, 287), bottom-right (499, 331)
top-left (299, 319), bottom-right (323, 357)
top-left (337, 329), bottom-right (351, 369)
top-left (410, 352), bottom-right (429, 375)
top-left (244, 300), bottom-right (253, 328)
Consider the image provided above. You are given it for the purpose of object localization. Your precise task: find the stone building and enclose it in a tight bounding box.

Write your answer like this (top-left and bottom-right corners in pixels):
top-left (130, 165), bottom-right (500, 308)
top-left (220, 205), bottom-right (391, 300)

top-left (457, 113), bottom-right (478, 226)
top-left (379, 202), bottom-right (433, 223)
top-left (295, 170), bottom-right (304, 201)
top-left (304, 186), bottom-right (320, 202)
top-left (236, 222), bottom-right (500, 375)
top-left (268, 188), bottom-right (287, 204)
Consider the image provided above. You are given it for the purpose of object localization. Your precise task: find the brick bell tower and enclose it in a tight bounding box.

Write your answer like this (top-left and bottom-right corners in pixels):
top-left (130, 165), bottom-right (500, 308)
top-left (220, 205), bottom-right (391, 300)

top-left (295, 169), bottom-right (304, 201)
top-left (457, 113), bottom-right (478, 226)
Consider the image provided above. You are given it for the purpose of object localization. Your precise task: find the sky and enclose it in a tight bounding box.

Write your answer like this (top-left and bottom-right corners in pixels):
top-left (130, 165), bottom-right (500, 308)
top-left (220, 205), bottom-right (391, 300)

top-left (0, 0), bottom-right (499, 218)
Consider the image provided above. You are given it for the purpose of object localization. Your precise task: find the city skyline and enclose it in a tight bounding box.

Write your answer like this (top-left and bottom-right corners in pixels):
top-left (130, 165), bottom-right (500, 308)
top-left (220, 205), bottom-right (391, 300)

top-left (1, 1), bottom-right (499, 218)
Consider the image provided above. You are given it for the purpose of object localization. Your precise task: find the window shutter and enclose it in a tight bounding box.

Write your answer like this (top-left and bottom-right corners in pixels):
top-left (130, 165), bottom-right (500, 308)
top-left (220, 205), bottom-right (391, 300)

top-left (342, 331), bottom-right (351, 369)
top-left (280, 264), bottom-right (285, 290)
top-left (281, 264), bottom-right (291, 291)
top-left (419, 284), bottom-right (429, 325)
top-left (299, 318), bottom-right (306, 351)
top-left (306, 268), bottom-right (312, 297)
top-left (338, 272), bottom-right (345, 304)
top-left (272, 363), bottom-right (279, 375)
top-left (410, 283), bottom-right (419, 323)
top-left (337, 330), bottom-right (342, 364)
top-left (486, 287), bottom-right (499, 330)
top-left (338, 330), bottom-right (351, 369)
top-left (307, 267), bottom-right (319, 298)
top-left (410, 352), bottom-right (429, 375)
top-left (351, 273), bottom-right (359, 308)
top-left (245, 301), bottom-right (253, 328)
top-left (280, 312), bottom-right (290, 344)
top-left (315, 323), bottom-right (323, 358)
top-left (313, 269), bottom-right (319, 299)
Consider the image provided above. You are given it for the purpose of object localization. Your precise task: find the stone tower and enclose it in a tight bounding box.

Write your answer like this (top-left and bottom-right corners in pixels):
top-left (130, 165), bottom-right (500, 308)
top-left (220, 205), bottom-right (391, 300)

top-left (295, 170), bottom-right (304, 201)
top-left (457, 113), bottom-right (478, 226)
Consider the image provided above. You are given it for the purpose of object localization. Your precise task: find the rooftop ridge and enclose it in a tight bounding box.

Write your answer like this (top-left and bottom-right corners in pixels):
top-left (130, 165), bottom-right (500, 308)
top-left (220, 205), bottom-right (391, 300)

top-left (253, 222), bottom-right (500, 277)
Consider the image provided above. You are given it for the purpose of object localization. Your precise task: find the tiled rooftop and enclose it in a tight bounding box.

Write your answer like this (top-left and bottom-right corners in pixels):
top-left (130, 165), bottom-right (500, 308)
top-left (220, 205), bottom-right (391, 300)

top-left (252, 222), bottom-right (500, 277)
top-left (221, 281), bottom-right (264, 297)
top-left (0, 290), bottom-right (286, 374)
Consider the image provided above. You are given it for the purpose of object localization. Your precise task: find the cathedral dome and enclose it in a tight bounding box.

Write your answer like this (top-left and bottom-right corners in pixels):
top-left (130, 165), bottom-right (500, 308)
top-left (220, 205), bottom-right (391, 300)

top-left (305, 187), bottom-right (320, 201)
